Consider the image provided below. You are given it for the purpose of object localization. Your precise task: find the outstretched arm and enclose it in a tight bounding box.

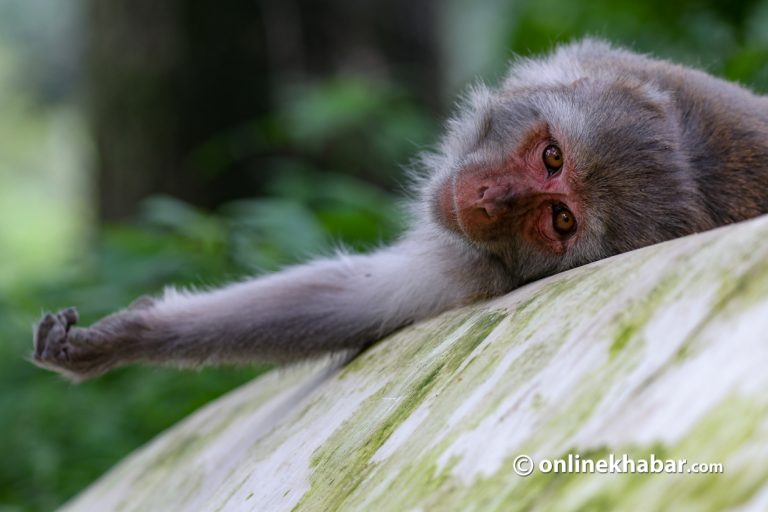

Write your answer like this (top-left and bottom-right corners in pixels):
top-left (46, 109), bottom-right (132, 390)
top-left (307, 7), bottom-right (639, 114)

top-left (33, 232), bottom-right (498, 380)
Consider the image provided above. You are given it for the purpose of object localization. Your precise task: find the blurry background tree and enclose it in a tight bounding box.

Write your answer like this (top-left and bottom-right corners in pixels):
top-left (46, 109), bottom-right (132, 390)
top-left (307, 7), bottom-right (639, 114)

top-left (87, 0), bottom-right (440, 220)
top-left (2, 0), bottom-right (768, 509)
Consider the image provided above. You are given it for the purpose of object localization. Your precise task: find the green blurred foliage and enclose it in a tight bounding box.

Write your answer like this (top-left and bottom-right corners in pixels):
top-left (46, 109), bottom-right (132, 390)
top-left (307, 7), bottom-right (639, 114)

top-left (4, 0), bottom-right (768, 510)
top-left (188, 77), bottom-right (435, 191)
top-left (505, 0), bottom-right (768, 89)
top-left (0, 180), bottom-right (406, 511)
top-left (444, 0), bottom-right (768, 100)
top-left (0, 72), bottom-right (416, 512)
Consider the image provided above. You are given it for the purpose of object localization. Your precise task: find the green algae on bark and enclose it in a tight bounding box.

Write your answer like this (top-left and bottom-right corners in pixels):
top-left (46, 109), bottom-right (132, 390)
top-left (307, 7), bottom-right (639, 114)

top-left (62, 215), bottom-right (768, 512)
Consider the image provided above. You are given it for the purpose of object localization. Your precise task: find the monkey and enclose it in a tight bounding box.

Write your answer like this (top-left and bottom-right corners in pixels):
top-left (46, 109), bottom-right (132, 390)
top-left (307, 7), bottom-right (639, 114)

top-left (33, 39), bottom-right (768, 381)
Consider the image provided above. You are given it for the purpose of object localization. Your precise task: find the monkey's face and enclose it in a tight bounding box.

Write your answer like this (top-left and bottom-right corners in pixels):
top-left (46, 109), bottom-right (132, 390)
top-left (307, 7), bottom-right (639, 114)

top-left (434, 113), bottom-right (580, 257)
top-left (429, 78), bottom-right (705, 283)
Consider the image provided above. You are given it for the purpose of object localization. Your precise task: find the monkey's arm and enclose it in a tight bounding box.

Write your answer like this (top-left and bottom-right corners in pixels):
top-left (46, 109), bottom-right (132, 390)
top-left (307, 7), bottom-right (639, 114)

top-left (33, 233), bottom-right (491, 380)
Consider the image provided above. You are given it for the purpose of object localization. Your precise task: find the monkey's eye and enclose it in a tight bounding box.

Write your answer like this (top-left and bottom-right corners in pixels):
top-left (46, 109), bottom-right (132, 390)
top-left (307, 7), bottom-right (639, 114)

top-left (552, 204), bottom-right (576, 236)
top-left (543, 144), bottom-right (563, 176)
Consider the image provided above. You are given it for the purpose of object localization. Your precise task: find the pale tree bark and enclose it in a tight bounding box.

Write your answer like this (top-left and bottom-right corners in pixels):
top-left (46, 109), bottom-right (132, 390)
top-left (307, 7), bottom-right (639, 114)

top-left (62, 216), bottom-right (768, 511)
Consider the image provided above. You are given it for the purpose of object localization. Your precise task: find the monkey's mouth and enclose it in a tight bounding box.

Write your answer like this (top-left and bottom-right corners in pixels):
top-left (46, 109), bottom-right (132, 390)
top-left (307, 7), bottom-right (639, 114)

top-left (435, 178), bottom-right (463, 236)
top-left (435, 176), bottom-right (523, 243)
top-left (435, 177), bottom-right (505, 242)
top-left (434, 175), bottom-right (576, 257)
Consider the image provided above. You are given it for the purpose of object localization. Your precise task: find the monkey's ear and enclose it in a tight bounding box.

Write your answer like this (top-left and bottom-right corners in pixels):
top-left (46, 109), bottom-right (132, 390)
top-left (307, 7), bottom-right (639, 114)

top-left (589, 74), bottom-right (674, 117)
top-left (574, 75), bottom-right (672, 112)
top-left (625, 79), bottom-right (675, 116)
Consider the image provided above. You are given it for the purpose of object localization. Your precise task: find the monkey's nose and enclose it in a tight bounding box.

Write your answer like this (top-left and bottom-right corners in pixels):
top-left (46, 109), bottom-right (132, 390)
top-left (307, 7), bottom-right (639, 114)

top-left (451, 181), bottom-right (518, 241)
top-left (474, 184), bottom-right (514, 217)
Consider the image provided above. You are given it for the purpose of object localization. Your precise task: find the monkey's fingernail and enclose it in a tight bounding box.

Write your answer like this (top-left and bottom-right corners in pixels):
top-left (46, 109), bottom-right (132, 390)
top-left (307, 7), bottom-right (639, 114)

top-left (61, 307), bottom-right (79, 325)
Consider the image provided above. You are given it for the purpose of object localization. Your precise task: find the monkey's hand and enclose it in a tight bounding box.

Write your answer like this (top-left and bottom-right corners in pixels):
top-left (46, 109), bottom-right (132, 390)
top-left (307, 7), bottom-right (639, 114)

top-left (33, 306), bottom-right (148, 381)
top-left (31, 236), bottom-right (487, 379)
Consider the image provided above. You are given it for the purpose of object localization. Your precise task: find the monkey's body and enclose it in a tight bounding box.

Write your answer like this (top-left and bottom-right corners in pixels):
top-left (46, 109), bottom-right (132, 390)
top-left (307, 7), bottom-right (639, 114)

top-left (34, 40), bottom-right (768, 380)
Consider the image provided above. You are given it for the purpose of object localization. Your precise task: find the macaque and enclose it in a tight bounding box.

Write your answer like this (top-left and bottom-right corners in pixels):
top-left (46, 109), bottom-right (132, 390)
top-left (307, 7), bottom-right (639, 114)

top-left (34, 40), bottom-right (768, 380)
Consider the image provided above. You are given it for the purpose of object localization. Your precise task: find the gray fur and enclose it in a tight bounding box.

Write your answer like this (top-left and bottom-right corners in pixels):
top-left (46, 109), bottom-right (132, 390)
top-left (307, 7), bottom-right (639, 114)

top-left (34, 39), bottom-right (768, 379)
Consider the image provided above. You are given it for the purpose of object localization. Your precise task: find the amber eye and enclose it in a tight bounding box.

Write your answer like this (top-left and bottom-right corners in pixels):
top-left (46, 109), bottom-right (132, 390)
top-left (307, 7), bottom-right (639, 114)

top-left (543, 144), bottom-right (563, 175)
top-left (552, 205), bottom-right (576, 236)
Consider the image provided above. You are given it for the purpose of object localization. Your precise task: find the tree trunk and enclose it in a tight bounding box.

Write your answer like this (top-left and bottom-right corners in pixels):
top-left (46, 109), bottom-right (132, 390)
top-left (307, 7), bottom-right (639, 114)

top-left (85, 0), bottom-right (439, 222)
top-left (61, 215), bottom-right (768, 511)
top-left (85, 0), bottom-right (271, 221)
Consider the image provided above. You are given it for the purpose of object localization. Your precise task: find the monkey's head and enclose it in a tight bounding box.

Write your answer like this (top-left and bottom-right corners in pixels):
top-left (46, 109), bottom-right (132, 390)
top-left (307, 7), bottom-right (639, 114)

top-left (426, 75), bottom-right (708, 285)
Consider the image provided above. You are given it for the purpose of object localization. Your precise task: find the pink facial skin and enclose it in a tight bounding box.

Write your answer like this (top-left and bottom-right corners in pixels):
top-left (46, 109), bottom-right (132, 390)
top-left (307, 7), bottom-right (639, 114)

top-left (437, 125), bottom-right (584, 255)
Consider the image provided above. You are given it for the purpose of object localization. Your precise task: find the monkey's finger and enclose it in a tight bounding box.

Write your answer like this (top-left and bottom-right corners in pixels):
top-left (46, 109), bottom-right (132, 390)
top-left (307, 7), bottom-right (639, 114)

top-left (40, 321), bottom-right (67, 361)
top-left (58, 307), bottom-right (79, 328)
top-left (34, 313), bottom-right (56, 355)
